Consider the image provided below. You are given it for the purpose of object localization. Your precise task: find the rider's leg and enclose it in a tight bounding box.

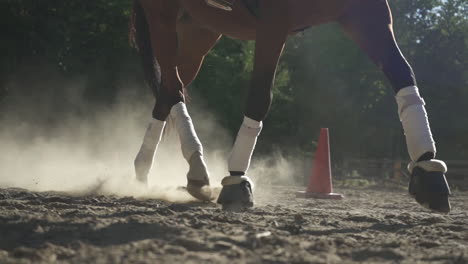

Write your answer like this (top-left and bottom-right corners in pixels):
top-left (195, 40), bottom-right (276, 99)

top-left (339, 0), bottom-right (450, 212)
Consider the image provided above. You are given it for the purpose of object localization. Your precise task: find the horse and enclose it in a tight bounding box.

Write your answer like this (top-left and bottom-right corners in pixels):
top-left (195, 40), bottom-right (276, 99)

top-left (129, 0), bottom-right (451, 212)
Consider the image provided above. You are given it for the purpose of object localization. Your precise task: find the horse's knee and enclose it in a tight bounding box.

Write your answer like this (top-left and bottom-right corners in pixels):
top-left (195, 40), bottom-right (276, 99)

top-left (152, 87), bottom-right (184, 120)
top-left (245, 90), bottom-right (272, 121)
top-left (152, 103), bottom-right (170, 121)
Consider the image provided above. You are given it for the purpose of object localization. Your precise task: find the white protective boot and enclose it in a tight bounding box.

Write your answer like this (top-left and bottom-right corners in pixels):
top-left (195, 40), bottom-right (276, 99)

top-left (134, 118), bottom-right (166, 185)
top-left (395, 86), bottom-right (450, 213)
top-left (170, 102), bottom-right (211, 200)
top-left (218, 116), bottom-right (262, 210)
top-left (395, 86), bottom-right (436, 162)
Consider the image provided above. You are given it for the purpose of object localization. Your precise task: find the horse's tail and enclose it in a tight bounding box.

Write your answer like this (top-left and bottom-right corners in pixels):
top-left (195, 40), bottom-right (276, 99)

top-left (129, 0), bottom-right (161, 97)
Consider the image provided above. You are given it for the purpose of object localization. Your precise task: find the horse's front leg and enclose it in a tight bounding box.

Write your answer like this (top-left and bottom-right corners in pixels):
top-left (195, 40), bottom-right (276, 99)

top-left (134, 0), bottom-right (211, 200)
top-left (217, 2), bottom-right (289, 210)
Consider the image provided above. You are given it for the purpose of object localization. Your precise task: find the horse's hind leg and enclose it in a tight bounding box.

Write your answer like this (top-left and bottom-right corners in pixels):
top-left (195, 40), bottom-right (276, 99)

top-left (176, 21), bottom-right (221, 200)
top-left (177, 20), bottom-right (221, 87)
top-left (133, 0), bottom-right (213, 201)
top-left (339, 0), bottom-right (450, 213)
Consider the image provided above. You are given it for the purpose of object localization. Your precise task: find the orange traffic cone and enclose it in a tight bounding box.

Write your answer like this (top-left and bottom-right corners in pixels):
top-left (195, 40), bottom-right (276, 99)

top-left (297, 128), bottom-right (343, 199)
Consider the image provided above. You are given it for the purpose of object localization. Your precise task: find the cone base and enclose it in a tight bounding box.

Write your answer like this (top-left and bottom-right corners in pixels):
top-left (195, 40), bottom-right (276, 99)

top-left (296, 191), bottom-right (344, 200)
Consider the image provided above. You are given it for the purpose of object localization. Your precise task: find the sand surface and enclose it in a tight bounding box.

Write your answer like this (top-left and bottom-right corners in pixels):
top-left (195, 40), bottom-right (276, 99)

top-left (1, 186), bottom-right (467, 264)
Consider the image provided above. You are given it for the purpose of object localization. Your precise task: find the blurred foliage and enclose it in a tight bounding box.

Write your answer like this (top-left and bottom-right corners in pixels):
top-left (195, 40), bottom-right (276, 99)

top-left (0, 0), bottom-right (137, 103)
top-left (1, 0), bottom-right (467, 160)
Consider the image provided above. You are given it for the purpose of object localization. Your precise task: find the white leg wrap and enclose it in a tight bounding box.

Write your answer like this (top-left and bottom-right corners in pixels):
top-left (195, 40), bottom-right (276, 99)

top-left (228, 116), bottom-right (263, 173)
top-left (170, 102), bottom-right (203, 161)
top-left (134, 119), bottom-right (166, 183)
top-left (187, 151), bottom-right (210, 182)
top-left (396, 86), bottom-right (436, 162)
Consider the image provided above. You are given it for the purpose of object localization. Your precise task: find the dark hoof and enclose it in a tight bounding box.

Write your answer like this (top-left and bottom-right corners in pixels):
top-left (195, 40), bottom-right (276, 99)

top-left (409, 167), bottom-right (451, 213)
top-left (217, 181), bottom-right (253, 211)
top-left (136, 177), bottom-right (147, 186)
top-left (187, 179), bottom-right (212, 201)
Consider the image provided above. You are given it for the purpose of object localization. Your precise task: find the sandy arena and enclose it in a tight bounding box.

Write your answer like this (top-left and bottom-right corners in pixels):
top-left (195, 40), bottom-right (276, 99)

top-left (1, 185), bottom-right (467, 264)
top-left (1, 84), bottom-right (466, 263)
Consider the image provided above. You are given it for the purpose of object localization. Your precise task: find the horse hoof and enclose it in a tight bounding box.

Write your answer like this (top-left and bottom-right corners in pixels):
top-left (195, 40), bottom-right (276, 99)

top-left (185, 151), bottom-right (212, 201)
top-left (187, 179), bottom-right (212, 201)
top-left (136, 177), bottom-right (148, 186)
top-left (413, 192), bottom-right (450, 214)
top-left (408, 160), bottom-right (451, 213)
top-left (217, 176), bottom-right (254, 211)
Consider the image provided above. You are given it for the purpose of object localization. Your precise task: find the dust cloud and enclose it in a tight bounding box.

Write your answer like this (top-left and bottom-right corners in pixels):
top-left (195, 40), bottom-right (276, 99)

top-left (0, 68), bottom-right (301, 202)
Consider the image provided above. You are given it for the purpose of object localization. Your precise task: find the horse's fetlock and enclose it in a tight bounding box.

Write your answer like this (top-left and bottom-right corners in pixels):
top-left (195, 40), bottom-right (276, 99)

top-left (407, 159), bottom-right (447, 174)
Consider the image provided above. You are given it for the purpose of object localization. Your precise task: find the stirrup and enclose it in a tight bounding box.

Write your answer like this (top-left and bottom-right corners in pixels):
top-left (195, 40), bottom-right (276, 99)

top-left (205, 0), bottom-right (234, 11)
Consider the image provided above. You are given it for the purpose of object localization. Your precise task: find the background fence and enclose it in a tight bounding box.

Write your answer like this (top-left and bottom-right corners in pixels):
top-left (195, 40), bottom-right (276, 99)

top-left (298, 158), bottom-right (468, 191)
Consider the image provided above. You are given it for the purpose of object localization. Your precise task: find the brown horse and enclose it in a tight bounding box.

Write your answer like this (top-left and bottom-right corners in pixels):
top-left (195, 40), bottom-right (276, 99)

top-left (130, 0), bottom-right (451, 212)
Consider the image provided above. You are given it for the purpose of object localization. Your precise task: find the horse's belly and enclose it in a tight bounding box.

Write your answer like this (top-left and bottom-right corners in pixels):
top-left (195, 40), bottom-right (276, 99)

top-left (289, 0), bottom-right (350, 29)
top-left (181, 0), bottom-right (352, 40)
top-left (181, 0), bottom-right (257, 40)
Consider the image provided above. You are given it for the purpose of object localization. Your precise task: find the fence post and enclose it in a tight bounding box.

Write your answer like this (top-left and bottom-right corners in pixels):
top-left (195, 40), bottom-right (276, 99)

top-left (393, 160), bottom-right (402, 181)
